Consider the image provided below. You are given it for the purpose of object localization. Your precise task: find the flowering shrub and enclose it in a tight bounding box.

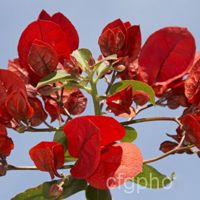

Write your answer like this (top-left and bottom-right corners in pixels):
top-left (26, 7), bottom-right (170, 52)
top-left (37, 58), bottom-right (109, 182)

top-left (0, 10), bottom-right (200, 199)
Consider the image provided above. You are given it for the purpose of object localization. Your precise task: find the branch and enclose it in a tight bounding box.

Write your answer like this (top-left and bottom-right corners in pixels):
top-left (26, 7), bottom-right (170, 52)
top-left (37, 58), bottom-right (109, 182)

top-left (25, 127), bottom-right (63, 133)
top-left (143, 134), bottom-right (186, 164)
top-left (7, 164), bottom-right (73, 171)
top-left (121, 117), bottom-right (180, 126)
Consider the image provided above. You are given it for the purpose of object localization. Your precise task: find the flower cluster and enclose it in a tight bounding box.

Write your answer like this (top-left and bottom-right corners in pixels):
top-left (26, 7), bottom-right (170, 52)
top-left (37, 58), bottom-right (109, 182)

top-left (1, 9), bottom-right (200, 200)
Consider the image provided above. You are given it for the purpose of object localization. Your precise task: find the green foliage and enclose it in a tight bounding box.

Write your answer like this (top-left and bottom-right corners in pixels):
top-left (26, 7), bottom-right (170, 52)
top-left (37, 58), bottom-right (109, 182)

top-left (37, 70), bottom-right (73, 88)
top-left (12, 176), bottom-right (87, 200)
top-left (53, 130), bottom-right (68, 150)
top-left (86, 186), bottom-right (112, 200)
top-left (72, 48), bottom-right (93, 72)
top-left (133, 164), bottom-right (175, 189)
top-left (121, 126), bottom-right (137, 142)
top-left (109, 80), bottom-right (155, 104)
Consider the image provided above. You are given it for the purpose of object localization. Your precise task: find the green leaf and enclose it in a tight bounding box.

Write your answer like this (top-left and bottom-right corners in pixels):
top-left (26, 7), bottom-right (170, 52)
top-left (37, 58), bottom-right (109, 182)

top-left (53, 131), bottom-right (77, 162)
top-left (121, 126), bottom-right (137, 142)
top-left (37, 70), bottom-right (73, 88)
top-left (86, 186), bottom-right (112, 200)
top-left (53, 131), bottom-right (67, 150)
top-left (12, 176), bottom-right (87, 200)
top-left (109, 80), bottom-right (155, 104)
top-left (72, 48), bottom-right (93, 71)
top-left (132, 164), bottom-right (175, 189)
top-left (64, 150), bottom-right (77, 162)
top-left (95, 61), bottom-right (111, 80)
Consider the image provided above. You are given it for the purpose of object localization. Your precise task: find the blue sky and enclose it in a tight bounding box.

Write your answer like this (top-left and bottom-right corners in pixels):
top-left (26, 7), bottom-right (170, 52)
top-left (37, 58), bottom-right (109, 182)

top-left (0, 0), bottom-right (200, 199)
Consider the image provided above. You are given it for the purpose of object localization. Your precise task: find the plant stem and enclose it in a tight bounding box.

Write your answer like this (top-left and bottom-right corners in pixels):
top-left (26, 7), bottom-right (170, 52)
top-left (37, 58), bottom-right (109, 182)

top-left (143, 134), bottom-right (186, 164)
top-left (7, 164), bottom-right (73, 171)
top-left (25, 127), bottom-right (62, 133)
top-left (90, 79), bottom-right (101, 115)
top-left (121, 117), bottom-right (179, 126)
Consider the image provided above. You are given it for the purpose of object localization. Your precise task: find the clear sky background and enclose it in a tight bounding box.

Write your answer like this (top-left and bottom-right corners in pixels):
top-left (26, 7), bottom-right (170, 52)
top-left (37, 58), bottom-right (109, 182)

top-left (0, 0), bottom-right (200, 199)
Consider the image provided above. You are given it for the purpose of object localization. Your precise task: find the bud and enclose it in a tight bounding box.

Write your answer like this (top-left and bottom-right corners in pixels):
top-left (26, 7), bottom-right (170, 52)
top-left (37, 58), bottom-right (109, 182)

top-left (49, 183), bottom-right (63, 197)
top-left (115, 64), bottom-right (126, 72)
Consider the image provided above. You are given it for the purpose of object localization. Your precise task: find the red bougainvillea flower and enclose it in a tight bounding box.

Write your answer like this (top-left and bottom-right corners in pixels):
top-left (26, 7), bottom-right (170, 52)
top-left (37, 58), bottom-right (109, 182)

top-left (64, 116), bottom-right (143, 189)
top-left (99, 19), bottom-right (141, 59)
top-left (106, 85), bottom-right (135, 118)
top-left (138, 27), bottom-right (196, 96)
top-left (0, 69), bottom-right (33, 126)
top-left (0, 124), bottom-right (14, 158)
top-left (38, 10), bottom-right (79, 54)
top-left (29, 141), bottom-right (65, 179)
top-left (180, 114), bottom-right (200, 149)
top-left (185, 57), bottom-right (200, 105)
top-left (17, 10), bottom-right (79, 84)
top-left (166, 80), bottom-right (190, 109)
top-left (44, 87), bottom-right (87, 122)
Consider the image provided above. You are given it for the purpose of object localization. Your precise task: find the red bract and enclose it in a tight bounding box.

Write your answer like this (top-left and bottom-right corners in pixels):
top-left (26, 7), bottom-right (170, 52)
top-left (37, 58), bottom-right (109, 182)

top-left (64, 116), bottom-right (143, 189)
top-left (29, 141), bottom-right (65, 179)
top-left (138, 27), bottom-right (196, 95)
top-left (5, 90), bottom-right (33, 121)
top-left (18, 11), bottom-right (79, 84)
top-left (38, 10), bottom-right (79, 53)
top-left (28, 98), bottom-right (47, 126)
top-left (0, 69), bottom-right (33, 125)
top-left (180, 114), bottom-right (200, 149)
top-left (106, 85), bottom-right (135, 118)
top-left (86, 143), bottom-right (142, 189)
top-left (132, 90), bottom-right (150, 106)
top-left (44, 87), bottom-right (87, 122)
top-left (8, 59), bottom-right (29, 84)
top-left (27, 40), bottom-right (59, 78)
top-left (166, 80), bottom-right (189, 109)
top-left (185, 58), bottom-right (200, 104)
top-left (99, 19), bottom-right (141, 59)
top-left (0, 125), bottom-right (14, 158)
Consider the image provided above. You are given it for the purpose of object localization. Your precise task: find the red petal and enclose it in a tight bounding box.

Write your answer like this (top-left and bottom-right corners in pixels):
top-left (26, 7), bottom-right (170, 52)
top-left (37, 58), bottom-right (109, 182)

top-left (139, 27), bottom-right (195, 86)
top-left (38, 10), bottom-right (51, 20)
top-left (27, 40), bottom-right (58, 78)
top-left (8, 59), bottom-right (30, 84)
top-left (0, 124), bottom-right (7, 135)
top-left (64, 117), bottom-right (101, 178)
top-left (28, 98), bottom-right (47, 126)
top-left (159, 141), bottom-right (178, 153)
top-left (62, 88), bottom-right (87, 115)
top-left (29, 141), bottom-right (64, 178)
top-left (38, 10), bottom-right (79, 53)
top-left (0, 133), bottom-right (14, 158)
top-left (6, 90), bottom-right (33, 121)
top-left (125, 25), bottom-right (141, 59)
top-left (185, 58), bottom-right (200, 104)
top-left (98, 29), bottom-right (125, 57)
top-left (132, 90), bottom-right (150, 106)
top-left (180, 114), bottom-right (200, 149)
top-left (18, 20), bottom-right (70, 67)
top-left (84, 116), bottom-right (126, 146)
top-left (102, 19), bottom-right (126, 35)
top-left (86, 143), bottom-right (143, 189)
top-left (52, 12), bottom-right (79, 52)
top-left (106, 85), bottom-right (134, 117)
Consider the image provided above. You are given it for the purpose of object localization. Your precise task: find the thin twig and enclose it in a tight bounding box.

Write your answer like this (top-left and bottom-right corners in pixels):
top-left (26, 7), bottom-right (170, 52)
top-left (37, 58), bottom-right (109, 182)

top-left (143, 134), bottom-right (186, 164)
top-left (25, 127), bottom-right (62, 133)
top-left (7, 164), bottom-right (73, 171)
top-left (121, 117), bottom-right (180, 126)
